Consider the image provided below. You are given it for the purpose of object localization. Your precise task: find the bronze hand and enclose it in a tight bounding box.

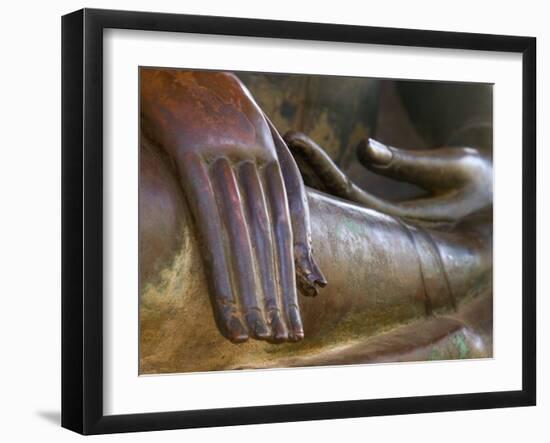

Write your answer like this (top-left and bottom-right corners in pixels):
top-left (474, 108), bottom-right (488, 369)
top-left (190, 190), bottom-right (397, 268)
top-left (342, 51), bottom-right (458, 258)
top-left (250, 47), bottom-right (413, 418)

top-left (285, 132), bottom-right (492, 222)
top-left (140, 69), bottom-right (324, 342)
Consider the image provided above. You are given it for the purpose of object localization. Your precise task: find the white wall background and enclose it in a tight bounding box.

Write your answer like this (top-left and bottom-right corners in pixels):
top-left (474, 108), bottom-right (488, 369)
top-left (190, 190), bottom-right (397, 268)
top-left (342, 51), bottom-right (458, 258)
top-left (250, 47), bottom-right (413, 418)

top-left (0, 0), bottom-right (546, 441)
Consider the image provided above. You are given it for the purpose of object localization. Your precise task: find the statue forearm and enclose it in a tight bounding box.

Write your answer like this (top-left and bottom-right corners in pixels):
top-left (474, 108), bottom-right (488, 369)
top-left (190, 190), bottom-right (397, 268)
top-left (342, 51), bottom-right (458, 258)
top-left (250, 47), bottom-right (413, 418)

top-left (302, 189), bottom-right (491, 336)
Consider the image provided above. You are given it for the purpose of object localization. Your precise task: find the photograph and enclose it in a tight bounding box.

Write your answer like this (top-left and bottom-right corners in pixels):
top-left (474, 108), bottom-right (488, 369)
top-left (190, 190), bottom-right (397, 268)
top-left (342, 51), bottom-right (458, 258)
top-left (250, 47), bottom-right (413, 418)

top-left (139, 67), bottom-right (494, 375)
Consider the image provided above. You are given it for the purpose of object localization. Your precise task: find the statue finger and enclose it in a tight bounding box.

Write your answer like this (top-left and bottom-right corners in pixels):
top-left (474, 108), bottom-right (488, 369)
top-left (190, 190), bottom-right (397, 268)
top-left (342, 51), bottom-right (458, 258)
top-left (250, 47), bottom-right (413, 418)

top-left (210, 157), bottom-right (271, 340)
top-left (179, 154), bottom-right (248, 342)
top-left (356, 138), bottom-right (476, 191)
top-left (284, 130), bottom-right (351, 195)
top-left (294, 242), bottom-right (327, 297)
top-left (238, 161), bottom-right (289, 342)
top-left (268, 122), bottom-right (327, 296)
top-left (264, 161), bottom-right (304, 341)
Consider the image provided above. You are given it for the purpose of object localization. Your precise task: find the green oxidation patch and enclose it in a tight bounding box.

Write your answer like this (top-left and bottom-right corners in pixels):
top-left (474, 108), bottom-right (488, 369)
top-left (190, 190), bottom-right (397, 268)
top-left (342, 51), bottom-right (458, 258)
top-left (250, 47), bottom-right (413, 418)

top-left (453, 332), bottom-right (470, 359)
top-left (428, 331), bottom-right (471, 361)
top-left (428, 347), bottom-right (442, 361)
top-left (339, 218), bottom-right (364, 237)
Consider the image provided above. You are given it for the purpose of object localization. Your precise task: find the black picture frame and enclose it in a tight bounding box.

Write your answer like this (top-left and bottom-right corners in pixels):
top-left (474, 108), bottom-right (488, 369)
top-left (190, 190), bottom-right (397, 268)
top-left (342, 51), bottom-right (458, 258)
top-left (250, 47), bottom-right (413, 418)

top-left (61, 8), bottom-right (536, 435)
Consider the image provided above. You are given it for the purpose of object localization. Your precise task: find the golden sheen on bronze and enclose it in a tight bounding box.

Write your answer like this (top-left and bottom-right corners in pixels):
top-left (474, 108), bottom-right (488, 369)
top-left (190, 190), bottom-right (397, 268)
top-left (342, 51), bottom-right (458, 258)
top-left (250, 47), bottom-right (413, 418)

top-left (141, 69), bottom-right (326, 344)
top-left (139, 68), bottom-right (493, 374)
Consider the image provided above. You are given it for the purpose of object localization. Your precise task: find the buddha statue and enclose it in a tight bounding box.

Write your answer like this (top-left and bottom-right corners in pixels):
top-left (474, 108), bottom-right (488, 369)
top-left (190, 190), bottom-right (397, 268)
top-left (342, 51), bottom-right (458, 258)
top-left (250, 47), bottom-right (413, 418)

top-left (139, 68), bottom-right (492, 373)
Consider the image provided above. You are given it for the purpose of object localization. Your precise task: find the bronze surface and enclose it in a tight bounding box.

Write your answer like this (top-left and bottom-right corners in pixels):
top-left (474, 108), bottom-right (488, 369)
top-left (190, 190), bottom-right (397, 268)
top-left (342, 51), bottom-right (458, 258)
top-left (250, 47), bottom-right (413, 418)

top-left (139, 69), bottom-right (493, 373)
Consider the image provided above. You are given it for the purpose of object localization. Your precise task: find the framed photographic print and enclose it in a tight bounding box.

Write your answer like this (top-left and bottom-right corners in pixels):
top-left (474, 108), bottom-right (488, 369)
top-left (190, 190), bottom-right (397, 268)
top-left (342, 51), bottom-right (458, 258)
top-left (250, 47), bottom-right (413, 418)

top-left (61, 8), bottom-right (536, 434)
